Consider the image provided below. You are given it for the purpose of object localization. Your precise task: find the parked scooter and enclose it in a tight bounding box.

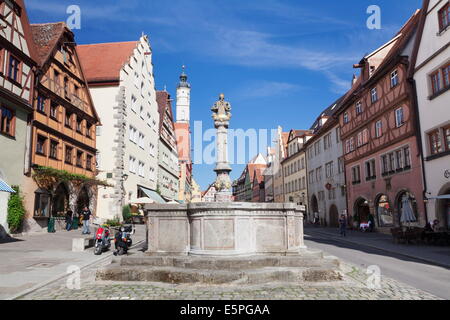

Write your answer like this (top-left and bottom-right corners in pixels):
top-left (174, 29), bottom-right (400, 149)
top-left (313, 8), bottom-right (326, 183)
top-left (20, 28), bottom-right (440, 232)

top-left (113, 224), bottom-right (134, 256)
top-left (93, 224), bottom-right (112, 255)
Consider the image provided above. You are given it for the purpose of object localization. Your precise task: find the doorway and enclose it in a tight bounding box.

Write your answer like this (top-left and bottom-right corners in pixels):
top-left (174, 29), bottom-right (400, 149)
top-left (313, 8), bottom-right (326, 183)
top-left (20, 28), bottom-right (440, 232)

top-left (76, 187), bottom-right (90, 214)
top-left (329, 204), bottom-right (339, 228)
top-left (52, 183), bottom-right (69, 217)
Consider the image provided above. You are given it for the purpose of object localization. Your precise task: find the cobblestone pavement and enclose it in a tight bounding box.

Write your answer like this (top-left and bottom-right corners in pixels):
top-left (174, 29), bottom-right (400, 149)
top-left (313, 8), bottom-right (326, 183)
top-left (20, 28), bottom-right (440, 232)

top-left (17, 257), bottom-right (440, 300)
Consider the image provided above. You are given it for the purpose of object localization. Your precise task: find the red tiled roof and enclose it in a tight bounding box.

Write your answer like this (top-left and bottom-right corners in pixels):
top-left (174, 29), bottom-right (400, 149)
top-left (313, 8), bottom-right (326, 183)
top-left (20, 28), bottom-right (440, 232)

top-left (30, 22), bottom-right (68, 66)
top-left (248, 164), bottom-right (267, 183)
top-left (338, 9), bottom-right (421, 110)
top-left (77, 41), bottom-right (139, 84)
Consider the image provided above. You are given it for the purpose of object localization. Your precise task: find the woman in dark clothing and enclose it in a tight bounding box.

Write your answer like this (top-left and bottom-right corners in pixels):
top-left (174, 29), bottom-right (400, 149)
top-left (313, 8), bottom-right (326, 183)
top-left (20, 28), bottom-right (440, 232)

top-left (339, 214), bottom-right (347, 237)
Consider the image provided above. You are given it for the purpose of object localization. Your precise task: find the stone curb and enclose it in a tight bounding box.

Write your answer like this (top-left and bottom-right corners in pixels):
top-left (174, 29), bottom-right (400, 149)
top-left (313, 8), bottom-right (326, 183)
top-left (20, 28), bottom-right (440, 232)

top-left (8, 240), bottom-right (145, 300)
top-left (307, 230), bottom-right (450, 269)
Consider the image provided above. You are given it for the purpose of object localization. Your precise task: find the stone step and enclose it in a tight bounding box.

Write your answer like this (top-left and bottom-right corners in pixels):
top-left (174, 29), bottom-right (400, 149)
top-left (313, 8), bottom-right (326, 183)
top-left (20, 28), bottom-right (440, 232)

top-left (96, 264), bottom-right (343, 285)
top-left (118, 254), bottom-right (338, 270)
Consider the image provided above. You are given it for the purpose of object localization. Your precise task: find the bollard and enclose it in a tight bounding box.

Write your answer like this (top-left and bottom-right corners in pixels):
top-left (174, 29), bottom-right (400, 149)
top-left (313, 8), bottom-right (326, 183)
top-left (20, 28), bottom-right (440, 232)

top-left (72, 238), bottom-right (85, 252)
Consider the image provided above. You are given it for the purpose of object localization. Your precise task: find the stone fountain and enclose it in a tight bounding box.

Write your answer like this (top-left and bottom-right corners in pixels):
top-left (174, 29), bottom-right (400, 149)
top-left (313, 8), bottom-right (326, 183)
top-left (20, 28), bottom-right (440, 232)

top-left (96, 94), bottom-right (342, 285)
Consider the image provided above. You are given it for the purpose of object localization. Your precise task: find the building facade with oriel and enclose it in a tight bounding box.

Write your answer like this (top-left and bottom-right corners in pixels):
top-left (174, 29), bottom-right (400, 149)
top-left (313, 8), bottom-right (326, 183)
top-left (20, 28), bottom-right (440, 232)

top-left (412, 0), bottom-right (450, 230)
top-left (0, 0), bottom-right (37, 235)
top-left (78, 36), bottom-right (160, 220)
top-left (22, 22), bottom-right (100, 231)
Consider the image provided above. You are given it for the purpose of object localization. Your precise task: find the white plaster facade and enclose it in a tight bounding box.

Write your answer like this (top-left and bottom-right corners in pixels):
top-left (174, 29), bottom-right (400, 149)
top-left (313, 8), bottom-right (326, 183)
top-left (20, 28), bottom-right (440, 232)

top-left (282, 131), bottom-right (311, 208)
top-left (90, 36), bottom-right (160, 220)
top-left (413, 0), bottom-right (450, 228)
top-left (306, 122), bottom-right (346, 226)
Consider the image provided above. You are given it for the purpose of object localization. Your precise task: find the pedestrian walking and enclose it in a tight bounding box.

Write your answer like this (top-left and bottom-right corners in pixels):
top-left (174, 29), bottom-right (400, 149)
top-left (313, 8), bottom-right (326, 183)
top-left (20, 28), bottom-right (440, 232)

top-left (313, 212), bottom-right (319, 226)
top-left (81, 206), bottom-right (92, 235)
top-left (339, 214), bottom-right (347, 237)
top-left (368, 214), bottom-right (375, 232)
top-left (65, 210), bottom-right (73, 231)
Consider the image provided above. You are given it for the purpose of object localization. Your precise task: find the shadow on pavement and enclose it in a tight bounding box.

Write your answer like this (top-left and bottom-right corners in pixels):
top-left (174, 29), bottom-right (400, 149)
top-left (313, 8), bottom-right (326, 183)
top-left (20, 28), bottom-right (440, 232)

top-left (0, 237), bottom-right (25, 244)
top-left (304, 229), bottom-right (450, 271)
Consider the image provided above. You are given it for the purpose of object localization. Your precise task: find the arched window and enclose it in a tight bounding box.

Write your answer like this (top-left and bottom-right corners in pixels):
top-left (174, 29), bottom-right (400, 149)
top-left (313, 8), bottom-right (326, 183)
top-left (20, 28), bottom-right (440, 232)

top-left (375, 194), bottom-right (393, 227)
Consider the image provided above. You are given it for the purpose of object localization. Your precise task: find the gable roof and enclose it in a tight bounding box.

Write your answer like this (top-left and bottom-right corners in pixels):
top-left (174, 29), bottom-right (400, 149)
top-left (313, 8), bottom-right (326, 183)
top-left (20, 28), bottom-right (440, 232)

top-left (77, 41), bottom-right (139, 84)
top-left (30, 22), bottom-right (69, 66)
top-left (252, 167), bottom-right (265, 185)
top-left (247, 163), bottom-right (267, 183)
top-left (30, 22), bottom-right (100, 124)
top-left (336, 9), bottom-right (421, 113)
top-left (287, 129), bottom-right (311, 143)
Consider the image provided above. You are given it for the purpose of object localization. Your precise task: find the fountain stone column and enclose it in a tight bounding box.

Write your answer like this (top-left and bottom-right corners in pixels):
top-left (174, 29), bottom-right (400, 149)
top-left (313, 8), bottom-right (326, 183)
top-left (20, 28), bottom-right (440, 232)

top-left (211, 94), bottom-right (233, 203)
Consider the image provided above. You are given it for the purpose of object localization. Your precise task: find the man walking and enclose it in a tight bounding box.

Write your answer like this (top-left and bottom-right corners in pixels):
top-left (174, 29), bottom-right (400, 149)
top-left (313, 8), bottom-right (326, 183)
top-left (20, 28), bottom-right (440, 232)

top-left (81, 206), bottom-right (92, 235)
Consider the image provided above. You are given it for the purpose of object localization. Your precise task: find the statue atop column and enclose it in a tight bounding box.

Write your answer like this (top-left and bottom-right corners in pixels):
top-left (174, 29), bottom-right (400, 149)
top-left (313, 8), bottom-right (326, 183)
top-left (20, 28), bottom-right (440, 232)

top-left (211, 93), bottom-right (232, 125)
top-left (212, 94), bottom-right (233, 202)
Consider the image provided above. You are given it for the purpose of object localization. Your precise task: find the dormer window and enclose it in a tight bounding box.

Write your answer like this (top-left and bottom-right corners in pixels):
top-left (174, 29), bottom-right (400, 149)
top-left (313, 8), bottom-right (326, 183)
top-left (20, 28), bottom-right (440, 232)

top-left (438, 2), bottom-right (450, 32)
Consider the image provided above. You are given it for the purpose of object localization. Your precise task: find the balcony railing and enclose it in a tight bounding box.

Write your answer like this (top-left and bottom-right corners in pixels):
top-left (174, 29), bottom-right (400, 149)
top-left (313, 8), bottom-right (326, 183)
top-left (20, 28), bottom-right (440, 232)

top-left (47, 80), bottom-right (88, 112)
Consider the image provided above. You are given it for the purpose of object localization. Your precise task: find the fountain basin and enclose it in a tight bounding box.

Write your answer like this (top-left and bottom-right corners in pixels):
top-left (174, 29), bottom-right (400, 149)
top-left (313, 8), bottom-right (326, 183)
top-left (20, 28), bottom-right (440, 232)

top-left (144, 202), bottom-right (306, 257)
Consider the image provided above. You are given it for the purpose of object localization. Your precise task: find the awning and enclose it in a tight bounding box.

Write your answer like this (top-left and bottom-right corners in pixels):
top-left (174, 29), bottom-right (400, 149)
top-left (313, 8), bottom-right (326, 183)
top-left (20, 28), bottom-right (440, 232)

top-left (0, 179), bottom-right (15, 193)
top-left (138, 186), bottom-right (166, 204)
top-left (427, 195), bottom-right (450, 200)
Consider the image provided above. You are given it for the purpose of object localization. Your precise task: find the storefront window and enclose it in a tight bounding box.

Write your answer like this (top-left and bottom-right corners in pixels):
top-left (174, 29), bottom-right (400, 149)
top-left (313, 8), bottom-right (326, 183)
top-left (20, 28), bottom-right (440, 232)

top-left (376, 195), bottom-right (393, 227)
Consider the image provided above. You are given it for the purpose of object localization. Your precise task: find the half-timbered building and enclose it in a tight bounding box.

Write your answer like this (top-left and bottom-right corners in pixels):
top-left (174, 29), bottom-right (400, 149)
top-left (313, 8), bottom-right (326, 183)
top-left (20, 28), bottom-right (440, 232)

top-left (0, 0), bottom-right (37, 236)
top-left (22, 22), bottom-right (100, 230)
top-left (337, 11), bottom-right (426, 231)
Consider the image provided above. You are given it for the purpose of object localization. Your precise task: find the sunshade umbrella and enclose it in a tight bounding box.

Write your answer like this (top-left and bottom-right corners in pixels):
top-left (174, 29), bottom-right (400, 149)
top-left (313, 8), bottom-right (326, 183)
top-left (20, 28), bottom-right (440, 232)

top-left (400, 195), bottom-right (417, 227)
top-left (129, 197), bottom-right (155, 205)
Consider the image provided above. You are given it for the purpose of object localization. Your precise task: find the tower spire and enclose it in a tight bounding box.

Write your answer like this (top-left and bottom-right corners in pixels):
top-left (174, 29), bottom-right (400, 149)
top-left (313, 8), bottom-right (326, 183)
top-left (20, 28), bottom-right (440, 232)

top-left (178, 65), bottom-right (190, 88)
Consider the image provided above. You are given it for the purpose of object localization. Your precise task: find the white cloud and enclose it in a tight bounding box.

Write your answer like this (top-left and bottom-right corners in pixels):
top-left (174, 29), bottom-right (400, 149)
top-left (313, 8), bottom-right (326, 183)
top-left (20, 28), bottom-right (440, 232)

top-left (205, 27), bottom-right (358, 72)
top-left (324, 71), bottom-right (352, 95)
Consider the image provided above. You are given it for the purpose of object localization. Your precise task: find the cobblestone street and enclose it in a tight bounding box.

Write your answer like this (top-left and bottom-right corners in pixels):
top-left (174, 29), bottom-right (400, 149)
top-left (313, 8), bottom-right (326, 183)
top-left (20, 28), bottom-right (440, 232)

top-left (18, 257), bottom-right (440, 300)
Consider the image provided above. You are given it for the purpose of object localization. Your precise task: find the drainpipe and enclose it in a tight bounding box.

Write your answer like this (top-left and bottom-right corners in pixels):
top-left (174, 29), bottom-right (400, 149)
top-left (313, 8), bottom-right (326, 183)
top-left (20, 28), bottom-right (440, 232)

top-left (408, 77), bottom-right (429, 224)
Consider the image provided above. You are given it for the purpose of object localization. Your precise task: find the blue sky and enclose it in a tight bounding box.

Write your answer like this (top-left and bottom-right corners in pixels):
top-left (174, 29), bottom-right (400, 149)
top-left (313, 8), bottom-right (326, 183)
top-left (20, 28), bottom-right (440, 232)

top-left (26, 0), bottom-right (422, 191)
